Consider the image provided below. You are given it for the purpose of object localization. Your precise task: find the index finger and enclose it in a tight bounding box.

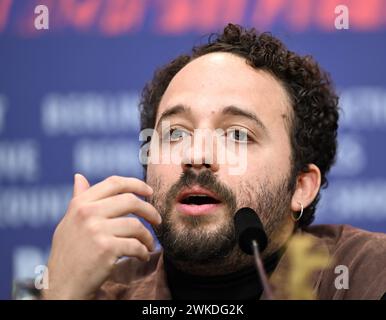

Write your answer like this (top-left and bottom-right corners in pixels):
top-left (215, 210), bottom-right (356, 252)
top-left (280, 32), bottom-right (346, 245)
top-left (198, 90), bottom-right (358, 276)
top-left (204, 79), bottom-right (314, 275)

top-left (77, 176), bottom-right (153, 202)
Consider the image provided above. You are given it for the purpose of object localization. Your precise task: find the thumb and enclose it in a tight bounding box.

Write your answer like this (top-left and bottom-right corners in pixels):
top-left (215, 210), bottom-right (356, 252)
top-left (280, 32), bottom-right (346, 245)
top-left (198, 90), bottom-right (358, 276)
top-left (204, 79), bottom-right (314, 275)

top-left (73, 173), bottom-right (90, 197)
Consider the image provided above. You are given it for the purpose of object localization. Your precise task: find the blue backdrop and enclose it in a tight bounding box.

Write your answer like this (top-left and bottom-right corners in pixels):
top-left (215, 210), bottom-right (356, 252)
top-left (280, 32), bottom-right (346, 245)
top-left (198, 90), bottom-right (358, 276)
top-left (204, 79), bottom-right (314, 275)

top-left (1, 0), bottom-right (386, 299)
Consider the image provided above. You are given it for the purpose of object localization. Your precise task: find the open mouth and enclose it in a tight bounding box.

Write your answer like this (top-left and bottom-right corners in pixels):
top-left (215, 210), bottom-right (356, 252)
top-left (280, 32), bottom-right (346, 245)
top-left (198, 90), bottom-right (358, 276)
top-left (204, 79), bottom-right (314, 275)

top-left (180, 195), bottom-right (221, 205)
top-left (176, 186), bottom-right (222, 216)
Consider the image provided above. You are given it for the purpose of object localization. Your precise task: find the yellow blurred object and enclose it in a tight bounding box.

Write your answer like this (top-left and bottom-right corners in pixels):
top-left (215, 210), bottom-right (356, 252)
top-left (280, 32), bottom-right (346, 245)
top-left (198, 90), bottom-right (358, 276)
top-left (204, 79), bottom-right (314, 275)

top-left (270, 234), bottom-right (331, 300)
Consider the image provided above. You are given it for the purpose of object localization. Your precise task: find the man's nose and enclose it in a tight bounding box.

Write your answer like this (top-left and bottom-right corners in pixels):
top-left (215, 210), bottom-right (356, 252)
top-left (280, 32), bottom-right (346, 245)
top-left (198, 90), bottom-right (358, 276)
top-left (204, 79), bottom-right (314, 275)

top-left (182, 161), bottom-right (219, 173)
top-left (180, 133), bottom-right (220, 173)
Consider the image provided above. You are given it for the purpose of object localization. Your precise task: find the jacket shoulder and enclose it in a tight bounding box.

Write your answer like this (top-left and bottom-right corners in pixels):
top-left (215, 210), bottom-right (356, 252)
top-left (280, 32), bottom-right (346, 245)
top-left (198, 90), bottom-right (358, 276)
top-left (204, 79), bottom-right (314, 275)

top-left (95, 250), bottom-right (164, 300)
top-left (306, 224), bottom-right (386, 257)
top-left (306, 224), bottom-right (386, 299)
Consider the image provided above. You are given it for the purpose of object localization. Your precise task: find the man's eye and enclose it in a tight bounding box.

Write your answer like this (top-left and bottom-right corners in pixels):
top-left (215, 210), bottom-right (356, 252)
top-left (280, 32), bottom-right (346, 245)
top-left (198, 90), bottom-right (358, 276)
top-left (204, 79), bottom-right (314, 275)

top-left (168, 128), bottom-right (190, 141)
top-left (227, 128), bottom-right (249, 142)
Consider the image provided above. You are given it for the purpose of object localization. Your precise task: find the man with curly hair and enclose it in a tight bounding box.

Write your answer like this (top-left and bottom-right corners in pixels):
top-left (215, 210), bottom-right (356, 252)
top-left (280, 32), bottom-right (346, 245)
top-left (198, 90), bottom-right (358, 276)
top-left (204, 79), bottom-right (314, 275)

top-left (43, 24), bottom-right (386, 300)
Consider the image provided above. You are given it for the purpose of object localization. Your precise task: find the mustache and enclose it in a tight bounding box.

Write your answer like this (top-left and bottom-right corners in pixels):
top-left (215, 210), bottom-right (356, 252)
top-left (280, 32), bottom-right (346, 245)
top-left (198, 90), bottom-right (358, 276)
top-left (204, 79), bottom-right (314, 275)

top-left (166, 169), bottom-right (237, 211)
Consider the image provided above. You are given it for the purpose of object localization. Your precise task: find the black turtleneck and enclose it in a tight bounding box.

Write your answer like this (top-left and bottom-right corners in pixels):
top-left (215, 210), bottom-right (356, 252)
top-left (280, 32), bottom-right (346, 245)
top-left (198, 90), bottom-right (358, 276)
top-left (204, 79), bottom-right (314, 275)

top-left (163, 252), bottom-right (281, 300)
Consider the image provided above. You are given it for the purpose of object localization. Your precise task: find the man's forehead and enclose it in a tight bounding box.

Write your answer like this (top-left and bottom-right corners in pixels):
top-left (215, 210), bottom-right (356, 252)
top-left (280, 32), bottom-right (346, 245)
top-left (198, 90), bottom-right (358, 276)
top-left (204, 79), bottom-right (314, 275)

top-left (157, 52), bottom-right (292, 123)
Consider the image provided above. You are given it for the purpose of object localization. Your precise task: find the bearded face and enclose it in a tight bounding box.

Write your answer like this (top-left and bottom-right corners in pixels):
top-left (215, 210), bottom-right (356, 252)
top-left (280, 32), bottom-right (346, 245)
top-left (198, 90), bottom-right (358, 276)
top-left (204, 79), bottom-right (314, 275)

top-left (145, 52), bottom-right (305, 274)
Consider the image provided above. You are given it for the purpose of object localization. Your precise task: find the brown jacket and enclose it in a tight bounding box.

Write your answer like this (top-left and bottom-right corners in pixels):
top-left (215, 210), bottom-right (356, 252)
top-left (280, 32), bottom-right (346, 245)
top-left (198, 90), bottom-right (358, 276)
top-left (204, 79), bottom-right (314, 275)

top-left (95, 224), bottom-right (386, 300)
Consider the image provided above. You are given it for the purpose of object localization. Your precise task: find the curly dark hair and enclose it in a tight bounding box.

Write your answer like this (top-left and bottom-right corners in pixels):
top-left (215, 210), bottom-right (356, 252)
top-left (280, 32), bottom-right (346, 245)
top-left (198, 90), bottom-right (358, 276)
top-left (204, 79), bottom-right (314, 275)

top-left (139, 23), bottom-right (339, 228)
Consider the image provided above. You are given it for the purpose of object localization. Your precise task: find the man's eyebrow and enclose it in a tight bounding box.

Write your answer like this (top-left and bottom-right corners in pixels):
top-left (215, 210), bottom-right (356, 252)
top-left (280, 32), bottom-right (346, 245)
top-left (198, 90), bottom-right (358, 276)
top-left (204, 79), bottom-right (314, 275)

top-left (155, 104), bottom-right (191, 129)
top-left (222, 105), bottom-right (268, 133)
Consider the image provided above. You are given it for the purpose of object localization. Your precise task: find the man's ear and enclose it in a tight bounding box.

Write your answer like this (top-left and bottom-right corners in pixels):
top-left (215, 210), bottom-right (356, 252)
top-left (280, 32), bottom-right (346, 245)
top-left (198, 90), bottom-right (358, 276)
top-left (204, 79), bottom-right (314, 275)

top-left (291, 164), bottom-right (321, 212)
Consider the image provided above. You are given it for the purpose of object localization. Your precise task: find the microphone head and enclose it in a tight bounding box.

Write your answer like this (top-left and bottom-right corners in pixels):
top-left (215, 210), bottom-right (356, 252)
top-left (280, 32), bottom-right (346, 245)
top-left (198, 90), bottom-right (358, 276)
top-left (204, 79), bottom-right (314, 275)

top-left (234, 207), bottom-right (268, 255)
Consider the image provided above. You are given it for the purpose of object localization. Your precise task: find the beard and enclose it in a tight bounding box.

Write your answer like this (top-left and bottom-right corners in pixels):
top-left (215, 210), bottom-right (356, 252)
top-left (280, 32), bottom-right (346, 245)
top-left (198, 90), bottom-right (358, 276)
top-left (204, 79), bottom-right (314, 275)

top-left (148, 168), bottom-right (295, 274)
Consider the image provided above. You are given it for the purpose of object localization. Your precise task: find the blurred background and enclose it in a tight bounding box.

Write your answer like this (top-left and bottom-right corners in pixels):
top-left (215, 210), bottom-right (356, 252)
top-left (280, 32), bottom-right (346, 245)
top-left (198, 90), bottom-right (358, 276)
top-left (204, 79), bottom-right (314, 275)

top-left (0, 0), bottom-right (385, 299)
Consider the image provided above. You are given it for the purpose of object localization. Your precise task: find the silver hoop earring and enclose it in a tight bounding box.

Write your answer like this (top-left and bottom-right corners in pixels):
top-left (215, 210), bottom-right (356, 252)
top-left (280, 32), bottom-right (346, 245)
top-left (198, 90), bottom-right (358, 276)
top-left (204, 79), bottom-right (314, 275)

top-left (292, 202), bottom-right (304, 222)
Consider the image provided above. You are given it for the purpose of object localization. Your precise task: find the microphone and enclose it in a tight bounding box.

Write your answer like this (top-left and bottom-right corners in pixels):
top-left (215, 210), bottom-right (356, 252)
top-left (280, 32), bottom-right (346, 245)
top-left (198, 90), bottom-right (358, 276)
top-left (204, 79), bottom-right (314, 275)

top-left (234, 207), bottom-right (267, 254)
top-left (234, 207), bottom-right (274, 299)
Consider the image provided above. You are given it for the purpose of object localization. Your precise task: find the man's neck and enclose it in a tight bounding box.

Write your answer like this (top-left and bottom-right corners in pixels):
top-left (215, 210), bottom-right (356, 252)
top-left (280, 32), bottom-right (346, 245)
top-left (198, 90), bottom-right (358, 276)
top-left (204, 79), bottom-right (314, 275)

top-left (163, 247), bottom-right (284, 300)
top-left (163, 245), bottom-right (279, 276)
